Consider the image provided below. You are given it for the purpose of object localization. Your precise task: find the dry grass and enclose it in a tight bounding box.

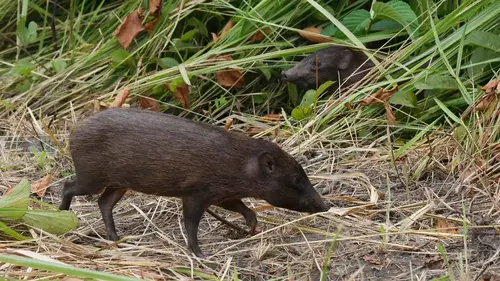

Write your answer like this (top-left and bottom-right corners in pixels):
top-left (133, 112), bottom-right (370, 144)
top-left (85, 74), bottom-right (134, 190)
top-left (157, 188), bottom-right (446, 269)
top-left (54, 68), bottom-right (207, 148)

top-left (1, 109), bottom-right (499, 281)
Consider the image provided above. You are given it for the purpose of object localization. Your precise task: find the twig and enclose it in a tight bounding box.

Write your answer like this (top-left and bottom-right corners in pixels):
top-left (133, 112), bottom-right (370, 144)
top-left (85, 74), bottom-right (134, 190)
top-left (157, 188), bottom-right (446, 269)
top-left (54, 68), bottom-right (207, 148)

top-left (206, 209), bottom-right (250, 235)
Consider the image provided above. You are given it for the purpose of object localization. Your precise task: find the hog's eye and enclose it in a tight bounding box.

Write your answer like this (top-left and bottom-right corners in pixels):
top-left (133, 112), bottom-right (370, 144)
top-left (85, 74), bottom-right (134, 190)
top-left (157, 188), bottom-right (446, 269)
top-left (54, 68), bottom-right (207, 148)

top-left (292, 176), bottom-right (303, 189)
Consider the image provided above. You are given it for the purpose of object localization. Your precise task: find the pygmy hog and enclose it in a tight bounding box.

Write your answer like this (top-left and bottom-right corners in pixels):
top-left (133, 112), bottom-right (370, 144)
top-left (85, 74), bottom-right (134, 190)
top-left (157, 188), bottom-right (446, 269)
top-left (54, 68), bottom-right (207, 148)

top-left (281, 46), bottom-right (374, 90)
top-left (59, 108), bottom-right (328, 257)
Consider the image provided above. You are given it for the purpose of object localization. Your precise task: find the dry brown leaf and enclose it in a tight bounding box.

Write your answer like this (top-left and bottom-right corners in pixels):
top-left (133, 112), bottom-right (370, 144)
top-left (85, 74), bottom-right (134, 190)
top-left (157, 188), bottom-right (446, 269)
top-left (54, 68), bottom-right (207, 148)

top-left (481, 78), bottom-right (499, 95)
top-left (171, 83), bottom-right (189, 109)
top-left (363, 255), bottom-right (383, 265)
top-left (361, 85), bottom-right (399, 105)
top-left (212, 21), bottom-right (234, 42)
top-left (245, 126), bottom-right (265, 136)
top-left (436, 218), bottom-right (457, 234)
top-left (144, 14), bottom-right (160, 36)
top-left (31, 174), bottom-right (54, 197)
top-left (114, 8), bottom-right (145, 49)
top-left (224, 118), bottom-right (233, 131)
top-left (475, 94), bottom-right (497, 111)
top-left (139, 96), bottom-right (160, 111)
top-left (110, 88), bottom-right (130, 108)
top-left (383, 102), bottom-right (395, 126)
top-left (215, 56), bottom-right (245, 88)
top-left (250, 27), bottom-right (271, 43)
top-left (261, 114), bottom-right (281, 121)
top-left (298, 27), bottom-right (331, 43)
top-left (345, 102), bottom-right (352, 110)
top-left (252, 205), bottom-right (275, 212)
top-left (149, 0), bottom-right (161, 14)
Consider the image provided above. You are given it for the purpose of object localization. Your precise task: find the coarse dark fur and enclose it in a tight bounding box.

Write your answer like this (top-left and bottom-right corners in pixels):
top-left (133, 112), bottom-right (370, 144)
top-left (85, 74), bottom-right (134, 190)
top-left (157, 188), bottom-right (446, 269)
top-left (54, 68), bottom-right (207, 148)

top-left (59, 108), bottom-right (328, 257)
top-left (281, 46), bottom-right (374, 90)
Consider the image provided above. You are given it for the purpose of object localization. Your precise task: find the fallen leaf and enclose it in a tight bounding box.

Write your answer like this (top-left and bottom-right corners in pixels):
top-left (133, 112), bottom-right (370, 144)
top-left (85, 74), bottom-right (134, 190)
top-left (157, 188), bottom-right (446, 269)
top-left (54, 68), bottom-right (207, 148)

top-left (298, 27), bottom-right (331, 43)
top-left (261, 114), bottom-right (281, 121)
top-left (345, 102), bottom-right (353, 110)
top-left (363, 255), bottom-right (384, 265)
top-left (252, 205), bottom-right (275, 212)
top-left (215, 55), bottom-right (245, 88)
top-left (114, 8), bottom-right (145, 49)
top-left (144, 14), bottom-right (160, 36)
top-left (250, 27), bottom-right (271, 43)
top-left (30, 174), bottom-right (54, 197)
top-left (383, 102), bottom-right (395, 126)
top-left (436, 218), bottom-right (457, 234)
top-left (475, 94), bottom-right (497, 111)
top-left (213, 20), bottom-right (234, 42)
top-left (139, 96), bottom-right (160, 111)
top-left (361, 85), bottom-right (399, 105)
top-left (110, 88), bottom-right (130, 108)
top-left (224, 118), bottom-right (233, 131)
top-left (481, 78), bottom-right (499, 95)
top-left (245, 126), bottom-right (265, 136)
top-left (149, 0), bottom-right (161, 14)
top-left (170, 83), bottom-right (189, 109)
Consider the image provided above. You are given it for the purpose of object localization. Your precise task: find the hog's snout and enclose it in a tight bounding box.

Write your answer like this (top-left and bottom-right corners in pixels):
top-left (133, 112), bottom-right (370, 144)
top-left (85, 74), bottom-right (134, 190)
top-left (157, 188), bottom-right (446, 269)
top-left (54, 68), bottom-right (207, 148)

top-left (280, 70), bottom-right (291, 82)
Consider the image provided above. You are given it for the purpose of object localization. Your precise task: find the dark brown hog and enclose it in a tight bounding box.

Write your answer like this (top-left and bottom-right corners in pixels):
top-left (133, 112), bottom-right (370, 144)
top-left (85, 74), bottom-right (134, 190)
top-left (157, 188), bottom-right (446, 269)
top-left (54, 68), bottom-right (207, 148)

top-left (59, 108), bottom-right (328, 257)
top-left (281, 46), bottom-right (374, 90)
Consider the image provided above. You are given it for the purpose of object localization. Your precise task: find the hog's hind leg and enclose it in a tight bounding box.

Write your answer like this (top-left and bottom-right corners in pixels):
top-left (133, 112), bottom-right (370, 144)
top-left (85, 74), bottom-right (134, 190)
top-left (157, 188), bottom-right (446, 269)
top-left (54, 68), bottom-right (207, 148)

top-left (182, 196), bottom-right (208, 258)
top-left (97, 187), bottom-right (127, 241)
top-left (59, 178), bottom-right (103, 210)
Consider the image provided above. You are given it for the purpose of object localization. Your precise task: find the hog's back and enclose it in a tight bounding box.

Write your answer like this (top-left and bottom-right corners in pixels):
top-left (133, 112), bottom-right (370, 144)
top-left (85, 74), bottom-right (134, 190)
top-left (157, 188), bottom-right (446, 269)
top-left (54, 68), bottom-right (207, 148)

top-left (69, 108), bottom-right (250, 195)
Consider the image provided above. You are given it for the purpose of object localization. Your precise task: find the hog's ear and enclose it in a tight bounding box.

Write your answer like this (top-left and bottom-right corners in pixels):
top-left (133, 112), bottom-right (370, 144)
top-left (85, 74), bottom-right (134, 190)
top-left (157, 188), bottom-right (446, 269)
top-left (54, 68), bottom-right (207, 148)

top-left (258, 151), bottom-right (275, 175)
top-left (337, 49), bottom-right (353, 70)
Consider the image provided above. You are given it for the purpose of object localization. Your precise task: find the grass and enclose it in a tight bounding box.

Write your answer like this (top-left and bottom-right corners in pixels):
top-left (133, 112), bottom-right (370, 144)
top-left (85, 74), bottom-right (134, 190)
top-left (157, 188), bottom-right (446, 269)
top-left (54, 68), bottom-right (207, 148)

top-left (1, 0), bottom-right (499, 280)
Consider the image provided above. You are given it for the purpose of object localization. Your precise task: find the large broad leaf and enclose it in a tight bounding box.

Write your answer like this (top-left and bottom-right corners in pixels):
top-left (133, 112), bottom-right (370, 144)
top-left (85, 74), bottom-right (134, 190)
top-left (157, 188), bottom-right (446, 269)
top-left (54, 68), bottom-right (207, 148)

top-left (342, 9), bottom-right (371, 35)
top-left (467, 47), bottom-right (498, 78)
top-left (16, 17), bottom-right (37, 46)
top-left (415, 75), bottom-right (459, 90)
top-left (372, 0), bottom-right (419, 39)
top-left (21, 210), bottom-right (78, 235)
top-left (464, 31), bottom-right (500, 53)
top-left (389, 90), bottom-right (417, 107)
top-left (0, 179), bottom-right (30, 220)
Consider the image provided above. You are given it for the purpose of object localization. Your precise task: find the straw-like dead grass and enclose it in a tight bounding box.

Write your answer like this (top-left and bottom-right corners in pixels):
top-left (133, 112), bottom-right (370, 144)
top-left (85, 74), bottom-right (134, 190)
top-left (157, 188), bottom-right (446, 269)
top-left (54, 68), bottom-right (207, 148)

top-left (1, 111), bottom-right (499, 281)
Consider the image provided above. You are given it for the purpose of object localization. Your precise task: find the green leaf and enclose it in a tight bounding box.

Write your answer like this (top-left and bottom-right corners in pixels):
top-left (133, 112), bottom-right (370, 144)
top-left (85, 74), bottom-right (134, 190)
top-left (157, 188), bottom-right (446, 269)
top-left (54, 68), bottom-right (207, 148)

top-left (288, 83), bottom-right (298, 106)
top-left (181, 29), bottom-right (198, 41)
top-left (0, 220), bottom-right (29, 241)
top-left (51, 59), bottom-right (67, 73)
top-left (372, 0), bottom-right (419, 39)
top-left (13, 62), bottom-right (36, 76)
top-left (158, 57), bottom-right (180, 69)
top-left (300, 89), bottom-right (318, 107)
top-left (415, 75), bottom-right (459, 90)
top-left (291, 106), bottom-right (313, 121)
top-left (21, 210), bottom-right (78, 235)
top-left (0, 254), bottom-right (145, 281)
top-left (15, 79), bottom-right (32, 93)
top-left (389, 90), bottom-right (417, 107)
top-left (316, 80), bottom-right (335, 97)
top-left (0, 179), bottom-right (30, 220)
top-left (370, 19), bottom-right (402, 31)
top-left (16, 18), bottom-right (38, 46)
top-left (321, 24), bottom-right (338, 36)
top-left (111, 49), bottom-right (136, 69)
top-left (464, 31), bottom-right (500, 52)
top-left (467, 47), bottom-right (497, 78)
top-left (342, 9), bottom-right (371, 35)
top-left (187, 18), bottom-right (208, 37)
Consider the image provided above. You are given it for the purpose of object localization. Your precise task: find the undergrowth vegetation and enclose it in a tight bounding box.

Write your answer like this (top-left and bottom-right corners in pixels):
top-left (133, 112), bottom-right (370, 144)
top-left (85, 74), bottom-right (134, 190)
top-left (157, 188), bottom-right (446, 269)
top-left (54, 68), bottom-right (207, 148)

top-left (0, 0), bottom-right (499, 280)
